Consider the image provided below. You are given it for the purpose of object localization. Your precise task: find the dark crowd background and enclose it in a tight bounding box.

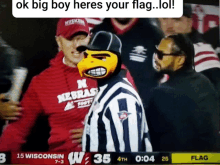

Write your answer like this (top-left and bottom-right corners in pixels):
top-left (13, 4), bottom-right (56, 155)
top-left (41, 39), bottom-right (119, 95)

top-left (0, 0), bottom-right (219, 151)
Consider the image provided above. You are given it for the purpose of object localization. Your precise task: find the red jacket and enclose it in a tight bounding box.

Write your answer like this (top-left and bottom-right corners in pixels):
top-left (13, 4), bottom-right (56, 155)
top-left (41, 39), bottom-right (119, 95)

top-left (0, 51), bottom-right (135, 152)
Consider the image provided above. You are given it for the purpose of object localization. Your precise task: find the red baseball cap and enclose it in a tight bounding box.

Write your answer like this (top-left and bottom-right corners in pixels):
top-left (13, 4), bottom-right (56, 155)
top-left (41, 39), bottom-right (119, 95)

top-left (56, 18), bottom-right (90, 39)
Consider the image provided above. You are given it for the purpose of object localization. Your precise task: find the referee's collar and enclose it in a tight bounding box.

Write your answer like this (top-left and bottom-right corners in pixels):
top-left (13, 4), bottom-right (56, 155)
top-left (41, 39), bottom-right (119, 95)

top-left (97, 74), bottom-right (122, 90)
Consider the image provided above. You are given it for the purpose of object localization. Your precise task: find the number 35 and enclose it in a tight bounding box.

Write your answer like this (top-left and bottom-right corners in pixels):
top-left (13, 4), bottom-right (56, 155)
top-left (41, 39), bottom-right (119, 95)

top-left (94, 154), bottom-right (111, 164)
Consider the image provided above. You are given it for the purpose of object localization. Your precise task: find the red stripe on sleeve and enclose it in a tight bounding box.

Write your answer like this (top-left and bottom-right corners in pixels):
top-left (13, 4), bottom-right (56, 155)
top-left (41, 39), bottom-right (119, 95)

top-left (195, 57), bottom-right (220, 66)
top-left (195, 51), bottom-right (216, 57)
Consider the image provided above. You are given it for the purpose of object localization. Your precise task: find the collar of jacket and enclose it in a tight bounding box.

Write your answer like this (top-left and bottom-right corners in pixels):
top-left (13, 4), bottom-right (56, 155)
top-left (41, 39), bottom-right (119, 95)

top-left (97, 74), bottom-right (122, 90)
top-left (49, 51), bottom-right (79, 72)
top-left (168, 67), bottom-right (195, 80)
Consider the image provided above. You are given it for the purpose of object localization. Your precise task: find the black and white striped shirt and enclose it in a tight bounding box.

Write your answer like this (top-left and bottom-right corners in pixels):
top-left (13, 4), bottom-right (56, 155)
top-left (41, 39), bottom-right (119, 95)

top-left (82, 75), bottom-right (152, 152)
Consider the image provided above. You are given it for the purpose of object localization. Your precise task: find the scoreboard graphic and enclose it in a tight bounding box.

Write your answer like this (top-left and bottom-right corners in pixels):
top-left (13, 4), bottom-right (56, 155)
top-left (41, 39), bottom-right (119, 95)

top-left (0, 152), bottom-right (219, 164)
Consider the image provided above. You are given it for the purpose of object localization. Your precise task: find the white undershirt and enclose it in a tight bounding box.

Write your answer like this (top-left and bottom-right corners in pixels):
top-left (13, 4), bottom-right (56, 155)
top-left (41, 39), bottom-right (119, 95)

top-left (62, 57), bottom-right (67, 65)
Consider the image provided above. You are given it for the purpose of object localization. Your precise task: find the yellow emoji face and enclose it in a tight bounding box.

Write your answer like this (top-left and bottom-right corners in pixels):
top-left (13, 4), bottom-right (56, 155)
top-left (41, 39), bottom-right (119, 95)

top-left (77, 49), bottom-right (118, 79)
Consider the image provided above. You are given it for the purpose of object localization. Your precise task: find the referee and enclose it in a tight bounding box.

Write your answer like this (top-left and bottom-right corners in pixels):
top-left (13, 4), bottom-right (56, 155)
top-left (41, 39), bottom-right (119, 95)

top-left (77, 31), bottom-right (152, 152)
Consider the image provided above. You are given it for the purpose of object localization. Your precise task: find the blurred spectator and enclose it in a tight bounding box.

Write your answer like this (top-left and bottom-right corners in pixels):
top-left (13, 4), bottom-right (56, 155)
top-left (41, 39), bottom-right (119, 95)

top-left (92, 18), bottom-right (164, 108)
top-left (0, 36), bottom-right (25, 93)
top-left (203, 26), bottom-right (220, 59)
top-left (146, 34), bottom-right (219, 151)
top-left (0, 36), bottom-right (24, 134)
top-left (158, 4), bottom-right (220, 98)
top-left (0, 36), bottom-right (13, 94)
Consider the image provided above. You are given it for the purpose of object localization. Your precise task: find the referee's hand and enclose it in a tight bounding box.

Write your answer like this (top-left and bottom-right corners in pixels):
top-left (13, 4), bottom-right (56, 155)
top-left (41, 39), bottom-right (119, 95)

top-left (0, 94), bottom-right (23, 120)
top-left (70, 128), bottom-right (84, 144)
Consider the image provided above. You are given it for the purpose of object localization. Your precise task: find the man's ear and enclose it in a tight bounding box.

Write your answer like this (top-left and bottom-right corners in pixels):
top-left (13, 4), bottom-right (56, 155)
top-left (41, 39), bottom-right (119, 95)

top-left (55, 36), bottom-right (62, 51)
top-left (178, 56), bottom-right (186, 66)
top-left (83, 35), bottom-right (91, 45)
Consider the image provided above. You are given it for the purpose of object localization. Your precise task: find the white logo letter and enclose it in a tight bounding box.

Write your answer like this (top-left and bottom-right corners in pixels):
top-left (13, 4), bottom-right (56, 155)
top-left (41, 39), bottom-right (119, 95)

top-left (77, 79), bottom-right (87, 89)
top-left (68, 152), bottom-right (85, 165)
